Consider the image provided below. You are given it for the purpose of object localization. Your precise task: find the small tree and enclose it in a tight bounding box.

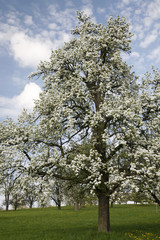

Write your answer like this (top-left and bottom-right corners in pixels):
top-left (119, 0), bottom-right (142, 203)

top-left (64, 182), bottom-right (92, 210)
top-left (0, 145), bottom-right (21, 211)
top-left (1, 176), bottom-right (14, 211)
top-left (48, 179), bottom-right (64, 210)
top-left (21, 176), bottom-right (38, 208)
top-left (10, 192), bottom-right (25, 211)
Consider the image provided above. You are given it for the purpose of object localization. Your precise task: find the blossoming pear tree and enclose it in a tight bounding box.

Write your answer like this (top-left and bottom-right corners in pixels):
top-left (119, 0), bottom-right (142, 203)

top-left (29, 12), bottom-right (141, 232)
top-left (0, 115), bottom-right (40, 210)
top-left (0, 118), bottom-right (25, 210)
top-left (130, 68), bottom-right (160, 205)
top-left (0, 11), bottom-right (159, 232)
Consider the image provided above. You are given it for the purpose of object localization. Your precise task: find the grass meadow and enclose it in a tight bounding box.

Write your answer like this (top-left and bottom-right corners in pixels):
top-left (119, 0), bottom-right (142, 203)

top-left (0, 205), bottom-right (159, 240)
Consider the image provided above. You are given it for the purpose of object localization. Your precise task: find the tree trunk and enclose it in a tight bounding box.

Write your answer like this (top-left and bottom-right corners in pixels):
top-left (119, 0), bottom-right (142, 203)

top-left (111, 201), bottom-right (113, 208)
top-left (5, 199), bottom-right (9, 211)
top-left (57, 199), bottom-right (61, 210)
top-left (98, 192), bottom-right (110, 232)
top-left (29, 202), bottom-right (33, 208)
top-left (151, 192), bottom-right (160, 205)
top-left (5, 192), bottom-right (9, 211)
top-left (74, 202), bottom-right (79, 211)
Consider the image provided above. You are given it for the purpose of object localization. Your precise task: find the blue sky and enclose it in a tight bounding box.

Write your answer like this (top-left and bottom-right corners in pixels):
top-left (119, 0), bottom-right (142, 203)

top-left (0, 0), bottom-right (160, 121)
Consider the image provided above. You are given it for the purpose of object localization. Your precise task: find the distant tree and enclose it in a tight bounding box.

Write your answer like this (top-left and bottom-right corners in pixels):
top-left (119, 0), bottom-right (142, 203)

top-left (0, 116), bottom-right (36, 210)
top-left (36, 182), bottom-right (50, 208)
top-left (130, 68), bottom-right (160, 205)
top-left (129, 189), bottom-right (150, 204)
top-left (1, 175), bottom-right (14, 211)
top-left (10, 191), bottom-right (25, 211)
top-left (64, 182), bottom-right (90, 211)
top-left (48, 179), bottom-right (64, 210)
top-left (0, 144), bottom-right (22, 211)
top-left (21, 176), bottom-right (38, 208)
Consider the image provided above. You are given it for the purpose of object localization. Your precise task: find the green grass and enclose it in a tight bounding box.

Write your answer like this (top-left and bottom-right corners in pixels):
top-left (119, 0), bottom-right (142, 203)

top-left (0, 205), bottom-right (159, 240)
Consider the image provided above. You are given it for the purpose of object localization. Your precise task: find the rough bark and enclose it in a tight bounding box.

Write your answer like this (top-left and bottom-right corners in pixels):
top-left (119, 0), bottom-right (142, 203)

top-left (5, 199), bottom-right (9, 211)
top-left (5, 192), bottom-right (9, 211)
top-left (57, 199), bottom-right (61, 210)
top-left (74, 202), bottom-right (79, 211)
top-left (29, 202), bottom-right (33, 208)
top-left (98, 192), bottom-right (110, 232)
top-left (151, 192), bottom-right (160, 205)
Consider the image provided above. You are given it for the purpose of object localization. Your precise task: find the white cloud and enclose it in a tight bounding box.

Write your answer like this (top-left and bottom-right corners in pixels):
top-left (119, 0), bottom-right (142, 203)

top-left (0, 6), bottom-right (73, 69)
top-left (143, 0), bottom-right (160, 27)
top-left (48, 6), bottom-right (76, 31)
top-left (10, 32), bottom-right (52, 68)
top-left (121, 51), bottom-right (140, 61)
top-left (117, 0), bottom-right (137, 9)
top-left (97, 8), bottom-right (106, 14)
top-left (146, 0), bottom-right (160, 20)
top-left (65, 0), bottom-right (74, 7)
top-left (6, 10), bottom-right (21, 26)
top-left (0, 23), bottom-right (54, 69)
top-left (48, 23), bottom-right (60, 30)
top-left (122, 0), bottom-right (130, 5)
top-left (81, 6), bottom-right (93, 16)
top-left (130, 52), bottom-right (140, 58)
top-left (132, 25), bottom-right (144, 40)
top-left (140, 30), bottom-right (158, 48)
top-left (24, 15), bottom-right (33, 26)
top-left (148, 46), bottom-right (160, 62)
top-left (81, 0), bottom-right (91, 4)
top-left (16, 82), bottom-right (41, 108)
top-left (0, 23), bottom-right (18, 44)
top-left (81, 0), bottom-right (96, 22)
top-left (143, 17), bottom-right (153, 28)
top-left (120, 7), bottom-right (132, 20)
top-left (0, 82), bottom-right (42, 120)
top-left (135, 9), bottom-right (141, 15)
